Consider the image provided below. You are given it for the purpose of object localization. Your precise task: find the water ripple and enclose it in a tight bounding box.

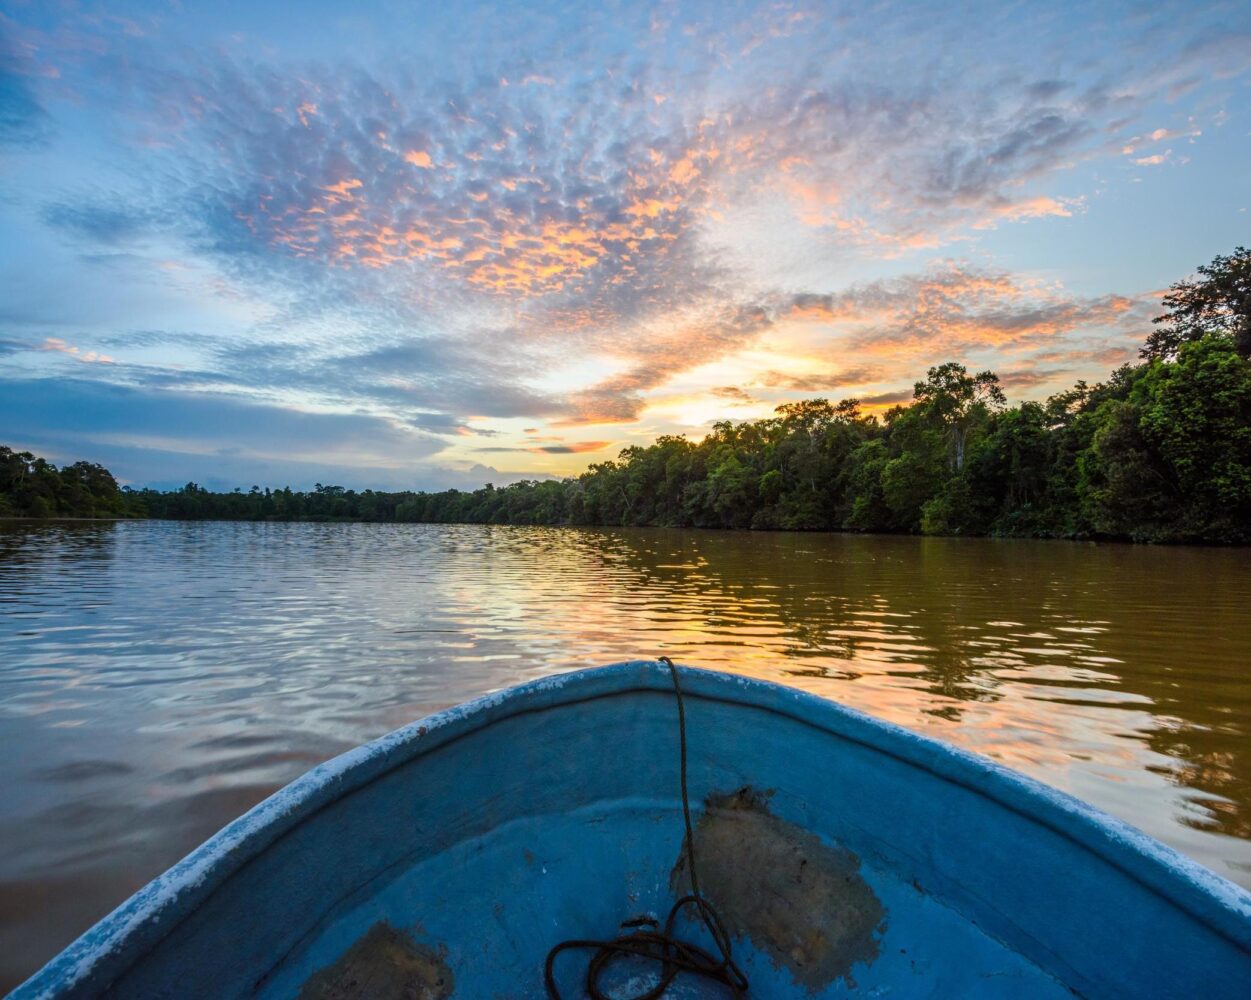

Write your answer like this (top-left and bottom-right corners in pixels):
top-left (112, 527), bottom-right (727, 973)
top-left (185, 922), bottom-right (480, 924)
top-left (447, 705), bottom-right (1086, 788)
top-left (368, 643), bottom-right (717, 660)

top-left (1, 521), bottom-right (1250, 989)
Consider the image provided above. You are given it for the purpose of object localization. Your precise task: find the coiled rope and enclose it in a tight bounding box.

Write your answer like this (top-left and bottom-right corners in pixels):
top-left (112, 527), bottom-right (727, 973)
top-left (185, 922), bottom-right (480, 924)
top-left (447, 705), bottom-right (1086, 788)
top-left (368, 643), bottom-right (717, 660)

top-left (543, 656), bottom-right (749, 999)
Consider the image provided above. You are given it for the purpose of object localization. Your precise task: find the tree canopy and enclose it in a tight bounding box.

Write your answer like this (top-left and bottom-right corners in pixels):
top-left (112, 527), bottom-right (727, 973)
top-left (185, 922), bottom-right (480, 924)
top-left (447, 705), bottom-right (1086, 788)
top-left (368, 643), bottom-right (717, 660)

top-left (1142, 246), bottom-right (1251, 361)
top-left (0, 447), bottom-right (141, 519)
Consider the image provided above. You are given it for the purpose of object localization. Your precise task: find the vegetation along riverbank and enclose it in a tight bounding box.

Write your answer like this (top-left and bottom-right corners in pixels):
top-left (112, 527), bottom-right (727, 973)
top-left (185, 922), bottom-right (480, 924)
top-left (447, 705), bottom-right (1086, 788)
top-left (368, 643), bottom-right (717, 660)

top-left (3, 248), bottom-right (1249, 544)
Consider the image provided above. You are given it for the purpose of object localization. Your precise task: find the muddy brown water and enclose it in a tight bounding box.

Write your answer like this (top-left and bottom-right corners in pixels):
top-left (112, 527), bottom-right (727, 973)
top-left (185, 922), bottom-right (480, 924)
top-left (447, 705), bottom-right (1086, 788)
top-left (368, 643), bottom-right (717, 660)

top-left (1, 520), bottom-right (1249, 990)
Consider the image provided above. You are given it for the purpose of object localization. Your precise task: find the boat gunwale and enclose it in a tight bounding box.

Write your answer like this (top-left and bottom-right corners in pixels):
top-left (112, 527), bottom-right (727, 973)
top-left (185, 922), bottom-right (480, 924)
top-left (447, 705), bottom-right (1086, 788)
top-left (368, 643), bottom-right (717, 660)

top-left (16, 659), bottom-right (1251, 998)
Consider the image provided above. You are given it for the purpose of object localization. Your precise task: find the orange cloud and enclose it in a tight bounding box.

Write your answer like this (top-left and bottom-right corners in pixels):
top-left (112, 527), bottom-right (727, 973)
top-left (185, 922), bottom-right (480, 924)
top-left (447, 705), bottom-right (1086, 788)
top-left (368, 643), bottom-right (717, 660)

top-left (528, 440), bottom-right (614, 454)
top-left (756, 367), bottom-right (883, 392)
top-left (975, 196), bottom-right (1083, 227)
top-left (38, 338), bottom-right (114, 364)
top-left (254, 123), bottom-right (720, 296)
top-left (668, 155), bottom-right (699, 185)
top-left (624, 196), bottom-right (681, 218)
top-left (836, 267), bottom-right (1137, 355)
top-left (782, 175), bottom-right (841, 226)
top-left (322, 177), bottom-right (362, 199)
top-left (764, 265), bottom-right (1143, 368)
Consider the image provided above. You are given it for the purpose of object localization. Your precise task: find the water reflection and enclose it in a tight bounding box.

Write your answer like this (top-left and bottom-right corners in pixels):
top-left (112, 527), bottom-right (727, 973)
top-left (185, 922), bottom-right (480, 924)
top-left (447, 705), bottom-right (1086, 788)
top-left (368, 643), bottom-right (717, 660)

top-left (1, 521), bottom-right (1249, 990)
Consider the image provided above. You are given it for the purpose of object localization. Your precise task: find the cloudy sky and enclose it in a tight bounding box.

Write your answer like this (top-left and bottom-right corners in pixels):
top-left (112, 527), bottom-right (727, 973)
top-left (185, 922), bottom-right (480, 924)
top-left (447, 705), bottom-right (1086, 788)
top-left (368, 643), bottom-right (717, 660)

top-left (1, 1), bottom-right (1248, 490)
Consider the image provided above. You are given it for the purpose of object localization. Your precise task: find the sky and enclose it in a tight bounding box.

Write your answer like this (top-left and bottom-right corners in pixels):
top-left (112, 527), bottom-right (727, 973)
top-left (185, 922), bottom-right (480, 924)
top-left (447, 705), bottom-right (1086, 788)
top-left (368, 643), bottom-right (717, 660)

top-left (1, 1), bottom-right (1249, 491)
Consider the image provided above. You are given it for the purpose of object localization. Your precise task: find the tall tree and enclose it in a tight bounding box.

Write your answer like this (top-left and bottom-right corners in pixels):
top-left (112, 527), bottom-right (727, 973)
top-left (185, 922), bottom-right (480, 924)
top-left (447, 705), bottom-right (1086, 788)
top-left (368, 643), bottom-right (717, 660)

top-left (913, 363), bottom-right (1006, 471)
top-left (1142, 246), bottom-right (1251, 361)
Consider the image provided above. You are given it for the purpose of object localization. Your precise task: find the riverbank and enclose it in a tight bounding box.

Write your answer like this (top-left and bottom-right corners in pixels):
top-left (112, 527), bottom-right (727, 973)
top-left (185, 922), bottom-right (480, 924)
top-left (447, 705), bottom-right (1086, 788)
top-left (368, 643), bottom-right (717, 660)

top-left (7, 511), bottom-right (1247, 546)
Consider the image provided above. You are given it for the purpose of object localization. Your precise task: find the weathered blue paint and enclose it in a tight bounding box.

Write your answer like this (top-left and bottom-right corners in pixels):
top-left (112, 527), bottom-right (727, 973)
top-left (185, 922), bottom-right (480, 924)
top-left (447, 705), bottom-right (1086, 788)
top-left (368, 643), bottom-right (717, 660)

top-left (14, 661), bottom-right (1251, 999)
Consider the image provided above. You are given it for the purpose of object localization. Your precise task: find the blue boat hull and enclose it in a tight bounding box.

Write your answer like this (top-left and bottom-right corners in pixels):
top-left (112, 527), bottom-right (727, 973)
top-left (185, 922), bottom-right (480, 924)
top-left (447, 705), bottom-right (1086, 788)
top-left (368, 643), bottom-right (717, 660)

top-left (15, 661), bottom-right (1251, 998)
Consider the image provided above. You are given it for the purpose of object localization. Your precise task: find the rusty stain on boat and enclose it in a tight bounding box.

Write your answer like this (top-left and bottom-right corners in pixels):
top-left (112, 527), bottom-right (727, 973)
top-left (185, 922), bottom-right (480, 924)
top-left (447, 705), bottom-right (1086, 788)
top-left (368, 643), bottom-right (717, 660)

top-left (671, 787), bottom-right (886, 990)
top-left (297, 922), bottom-right (454, 1000)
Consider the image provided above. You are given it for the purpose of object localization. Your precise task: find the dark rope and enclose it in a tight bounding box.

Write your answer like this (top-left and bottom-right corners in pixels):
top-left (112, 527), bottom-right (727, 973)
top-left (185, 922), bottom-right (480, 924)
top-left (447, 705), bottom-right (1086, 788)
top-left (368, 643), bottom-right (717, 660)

top-left (544, 656), bottom-right (749, 999)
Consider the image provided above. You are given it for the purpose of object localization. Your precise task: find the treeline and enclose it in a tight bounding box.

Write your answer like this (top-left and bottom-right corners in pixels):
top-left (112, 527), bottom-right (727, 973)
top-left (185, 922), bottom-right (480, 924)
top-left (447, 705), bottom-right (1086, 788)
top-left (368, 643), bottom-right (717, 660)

top-left (6, 248), bottom-right (1249, 543)
top-left (0, 447), bottom-right (143, 519)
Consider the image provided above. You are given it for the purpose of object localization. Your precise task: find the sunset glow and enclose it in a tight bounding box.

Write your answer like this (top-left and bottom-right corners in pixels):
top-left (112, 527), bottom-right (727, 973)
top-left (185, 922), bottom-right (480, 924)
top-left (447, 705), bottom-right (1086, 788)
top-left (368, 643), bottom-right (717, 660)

top-left (1, 1), bottom-right (1248, 489)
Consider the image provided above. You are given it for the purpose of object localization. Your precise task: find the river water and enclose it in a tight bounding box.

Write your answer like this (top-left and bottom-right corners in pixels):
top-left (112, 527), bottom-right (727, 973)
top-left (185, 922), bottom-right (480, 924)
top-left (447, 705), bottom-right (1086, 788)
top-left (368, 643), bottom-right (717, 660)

top-left (1, 520), bottom-right (1249, 989)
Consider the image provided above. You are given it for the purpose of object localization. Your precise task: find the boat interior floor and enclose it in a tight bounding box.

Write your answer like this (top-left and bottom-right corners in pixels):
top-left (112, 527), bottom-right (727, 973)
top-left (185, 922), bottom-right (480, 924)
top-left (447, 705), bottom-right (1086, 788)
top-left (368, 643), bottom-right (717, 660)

top-left (265, 796), bottom-right (1074, 1000)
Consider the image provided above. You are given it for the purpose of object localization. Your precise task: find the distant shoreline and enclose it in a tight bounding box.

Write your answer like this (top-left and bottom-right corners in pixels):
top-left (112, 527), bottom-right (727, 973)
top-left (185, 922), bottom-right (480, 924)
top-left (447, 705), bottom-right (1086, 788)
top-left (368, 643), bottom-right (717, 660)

top-left (4, 515), bottom-right (1247, 548)
top-left (0, 516), bottom-right (131, 522)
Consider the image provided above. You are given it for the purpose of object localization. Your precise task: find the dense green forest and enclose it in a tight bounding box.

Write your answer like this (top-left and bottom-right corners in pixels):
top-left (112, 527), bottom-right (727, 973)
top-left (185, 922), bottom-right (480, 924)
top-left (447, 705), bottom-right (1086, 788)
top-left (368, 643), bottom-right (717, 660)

top-left (0, 448), bottom-right (142, 520)
top-left (4, 248), bottom-right (1249, 543)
